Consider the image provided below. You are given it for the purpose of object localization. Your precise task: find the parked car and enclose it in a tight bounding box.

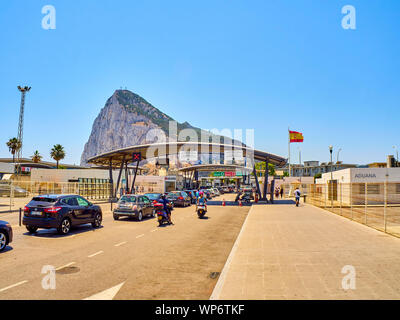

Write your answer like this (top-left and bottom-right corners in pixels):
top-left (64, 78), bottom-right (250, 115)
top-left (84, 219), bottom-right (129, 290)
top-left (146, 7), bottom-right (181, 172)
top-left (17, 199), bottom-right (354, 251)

top-left (207, 188), bottom-right (217, 198)
top-left (167, 191), bottom-right (191, 207)
top-left (202, 189), bottom-right (212, 199)
top-left (23, 194), bottom-right (102, 235)
top-left (212, 188), bottom-right (221, 196)
top-left (144, 193), bottom-right (174, 210)
top-left (0, 183), bottom-right (29, 198)
top-left (113, 194), bottom-right (154, 221)
top-left (0, 220), bottom-right (13, 252)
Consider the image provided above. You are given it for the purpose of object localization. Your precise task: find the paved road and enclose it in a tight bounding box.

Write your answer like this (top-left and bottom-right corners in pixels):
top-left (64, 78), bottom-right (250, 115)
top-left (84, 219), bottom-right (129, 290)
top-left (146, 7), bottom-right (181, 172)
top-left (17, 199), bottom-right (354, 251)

top-left (0, 194), bottom-right (248, 300)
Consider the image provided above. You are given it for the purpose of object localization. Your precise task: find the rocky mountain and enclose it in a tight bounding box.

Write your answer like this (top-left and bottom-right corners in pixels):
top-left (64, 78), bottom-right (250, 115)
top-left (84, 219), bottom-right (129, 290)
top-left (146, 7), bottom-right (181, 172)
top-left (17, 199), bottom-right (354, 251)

top-left (80, 90), bottom-right (239, 166)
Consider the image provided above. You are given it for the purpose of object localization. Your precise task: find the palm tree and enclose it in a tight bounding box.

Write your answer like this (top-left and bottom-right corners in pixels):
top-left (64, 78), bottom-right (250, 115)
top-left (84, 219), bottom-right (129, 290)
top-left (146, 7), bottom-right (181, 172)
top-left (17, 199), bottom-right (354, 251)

top-left (6, 137), bottom-right (22, 163)
top-left (50, 144), bottom-right (66, 169)
top-left (31, 150), bottom-right (42, 163)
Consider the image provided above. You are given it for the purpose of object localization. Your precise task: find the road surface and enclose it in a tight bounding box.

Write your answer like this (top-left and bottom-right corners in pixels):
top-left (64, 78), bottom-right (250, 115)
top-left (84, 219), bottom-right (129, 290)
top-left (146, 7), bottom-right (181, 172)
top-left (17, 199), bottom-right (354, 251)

top-left (0, 193), bottom-right (248, 299)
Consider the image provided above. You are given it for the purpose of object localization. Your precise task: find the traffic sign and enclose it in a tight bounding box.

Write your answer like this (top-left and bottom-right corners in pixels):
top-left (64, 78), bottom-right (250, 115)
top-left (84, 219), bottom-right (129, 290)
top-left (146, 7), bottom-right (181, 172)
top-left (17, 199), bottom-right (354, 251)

top-left (132, 152), bottom-right (142, 161)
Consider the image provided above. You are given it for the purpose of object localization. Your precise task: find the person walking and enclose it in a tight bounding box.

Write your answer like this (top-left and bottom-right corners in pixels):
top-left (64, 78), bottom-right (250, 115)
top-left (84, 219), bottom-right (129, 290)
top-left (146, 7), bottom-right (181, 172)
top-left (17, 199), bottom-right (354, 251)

top-left (275, 187), bottom-right (280, 199)
top-left (294, 187), bottom-right (301, 207)
top-left (280, 187), bottom-right (284, 199)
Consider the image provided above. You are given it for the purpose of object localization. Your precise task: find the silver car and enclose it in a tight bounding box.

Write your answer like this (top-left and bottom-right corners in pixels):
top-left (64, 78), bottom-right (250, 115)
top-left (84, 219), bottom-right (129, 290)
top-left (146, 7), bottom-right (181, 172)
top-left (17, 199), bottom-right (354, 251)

top-left (113, 195), bottom-right (155, 221)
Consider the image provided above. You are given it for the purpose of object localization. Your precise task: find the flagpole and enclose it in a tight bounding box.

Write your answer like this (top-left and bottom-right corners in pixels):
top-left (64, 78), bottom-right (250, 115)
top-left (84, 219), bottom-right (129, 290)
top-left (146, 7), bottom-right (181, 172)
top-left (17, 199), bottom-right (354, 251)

top-left (288, 127), bottom-right (291, 177)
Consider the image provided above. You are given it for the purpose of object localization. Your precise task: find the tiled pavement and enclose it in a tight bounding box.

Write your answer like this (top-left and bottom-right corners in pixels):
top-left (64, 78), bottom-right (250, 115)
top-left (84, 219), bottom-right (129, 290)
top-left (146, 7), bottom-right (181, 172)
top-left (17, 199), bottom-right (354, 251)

top-left (211, 201), bottom-right (400, 299)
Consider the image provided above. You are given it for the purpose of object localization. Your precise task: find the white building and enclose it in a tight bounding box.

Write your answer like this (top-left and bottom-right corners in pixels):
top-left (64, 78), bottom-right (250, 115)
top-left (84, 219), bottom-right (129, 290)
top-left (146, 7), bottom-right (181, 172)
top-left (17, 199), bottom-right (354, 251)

top-left (315, 168), bottom-right (400, 205)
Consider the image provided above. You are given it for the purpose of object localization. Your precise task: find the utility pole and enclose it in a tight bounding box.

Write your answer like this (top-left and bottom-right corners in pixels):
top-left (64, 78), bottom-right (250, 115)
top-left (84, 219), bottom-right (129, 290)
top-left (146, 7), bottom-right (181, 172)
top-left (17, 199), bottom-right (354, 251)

top-left (393, 146), bottom-right (399, 167)
top-left (16, 86), bottom-right (31, 174)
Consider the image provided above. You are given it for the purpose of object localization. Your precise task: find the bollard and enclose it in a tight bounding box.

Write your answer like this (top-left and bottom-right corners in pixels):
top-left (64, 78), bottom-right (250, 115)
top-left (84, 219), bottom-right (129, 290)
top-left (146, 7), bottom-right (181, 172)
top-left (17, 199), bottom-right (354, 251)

top-left (19, 208), bottom-right (22, 226)
top-left (222, 199), bottom-right (225, 207)
top-left (239, 200), bottom-right (242, 207)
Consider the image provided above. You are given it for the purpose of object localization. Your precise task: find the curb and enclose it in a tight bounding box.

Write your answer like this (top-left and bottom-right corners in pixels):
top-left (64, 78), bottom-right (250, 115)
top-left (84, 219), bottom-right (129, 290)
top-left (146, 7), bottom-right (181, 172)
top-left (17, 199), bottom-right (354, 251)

top-left (209, 204), bottom-right (255, 300)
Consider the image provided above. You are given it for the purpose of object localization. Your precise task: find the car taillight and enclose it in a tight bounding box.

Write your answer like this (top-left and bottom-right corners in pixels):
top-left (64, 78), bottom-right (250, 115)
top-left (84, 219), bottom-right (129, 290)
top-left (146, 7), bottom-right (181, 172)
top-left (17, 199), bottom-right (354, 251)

top-left (24, 206), bottom-right (30, 212)
top-left (178, 196), bottom-right (183, 200)
top-left (152, 200), bottom-right (157, 204)
top-left (44, 207), bottom-right (62, 213)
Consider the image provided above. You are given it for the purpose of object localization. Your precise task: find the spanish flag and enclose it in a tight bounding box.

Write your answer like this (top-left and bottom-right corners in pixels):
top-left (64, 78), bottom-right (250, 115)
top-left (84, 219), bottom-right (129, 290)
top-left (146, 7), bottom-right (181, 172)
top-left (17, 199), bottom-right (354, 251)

top-left (289, 130), bottom-right (304, 143)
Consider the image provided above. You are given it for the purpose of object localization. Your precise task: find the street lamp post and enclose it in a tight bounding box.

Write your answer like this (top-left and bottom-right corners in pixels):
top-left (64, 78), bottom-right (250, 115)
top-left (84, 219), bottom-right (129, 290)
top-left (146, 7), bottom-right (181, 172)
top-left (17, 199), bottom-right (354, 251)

top-left (329, 145), bottom-right (333, 180)
top-left (329, 145), bottom-right (333, 208)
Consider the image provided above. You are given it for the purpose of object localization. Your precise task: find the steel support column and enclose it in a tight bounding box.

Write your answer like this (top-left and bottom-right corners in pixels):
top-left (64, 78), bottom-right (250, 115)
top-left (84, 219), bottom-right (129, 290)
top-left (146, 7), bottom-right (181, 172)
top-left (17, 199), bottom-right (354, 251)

top-left (262, 157), bottom-right (269, 202)
top-left (125, 161), bottom-right (129, 194)
top-left (130, 159), bottom-right (140, 194)
top-left (109, 158), bottom-right (113, 210)
top-left (270, 179), bottom-right (275, 204)
top-left (253, 164), bottom-right (261, 198)
top-left (114, 155), bottom-right (126, 198)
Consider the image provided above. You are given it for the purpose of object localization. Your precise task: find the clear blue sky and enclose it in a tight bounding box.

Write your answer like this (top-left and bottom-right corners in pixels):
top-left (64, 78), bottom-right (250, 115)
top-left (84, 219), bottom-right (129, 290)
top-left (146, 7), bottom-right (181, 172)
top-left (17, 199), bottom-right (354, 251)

top-left (0, 0), bottom-right (399, 165)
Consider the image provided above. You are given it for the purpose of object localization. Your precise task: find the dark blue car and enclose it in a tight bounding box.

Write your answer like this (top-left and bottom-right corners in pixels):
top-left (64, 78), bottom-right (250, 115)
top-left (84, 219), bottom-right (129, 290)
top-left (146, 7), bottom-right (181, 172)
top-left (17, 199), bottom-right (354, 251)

top-left (23, 194), bottom-right (102, 235)
top-left (0, 220), bottom-right (13, 252)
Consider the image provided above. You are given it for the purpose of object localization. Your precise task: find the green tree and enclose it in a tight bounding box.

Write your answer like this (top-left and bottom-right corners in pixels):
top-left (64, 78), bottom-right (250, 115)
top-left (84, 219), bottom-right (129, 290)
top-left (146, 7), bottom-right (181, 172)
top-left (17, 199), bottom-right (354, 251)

top-left (314, 173), bottom-right (322, 182)
top-left (31, 150), bottom-right (42, 163)
top-left (50, 144), bottom-right (66, 169)
top-left (255, 162), bottom-right (276, 176)
top-left (283, 171), bottom-right (289, 177)
top-left (6, 137), bottom-right (22, 163)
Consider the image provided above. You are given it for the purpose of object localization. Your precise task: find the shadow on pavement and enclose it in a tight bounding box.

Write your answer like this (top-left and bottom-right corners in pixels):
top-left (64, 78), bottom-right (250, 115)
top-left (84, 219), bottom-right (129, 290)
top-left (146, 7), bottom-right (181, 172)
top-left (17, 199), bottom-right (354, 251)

top-left (23, 224), bottom-right (104, 238)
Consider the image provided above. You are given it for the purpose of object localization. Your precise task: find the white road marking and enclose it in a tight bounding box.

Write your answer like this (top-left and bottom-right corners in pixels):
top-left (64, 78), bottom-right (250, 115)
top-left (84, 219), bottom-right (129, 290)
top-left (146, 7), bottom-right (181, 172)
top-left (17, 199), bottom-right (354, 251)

top-left (136, 234), bottom-right (144, 239)
top-left (83, 282), bottom-right (125, 300)
top-left (0, 280), bottom-right (28, 293)
top-left (56, 262), bottom-right (76, 271)
top-left (150, 229), bottom-right (157, 232)
top-left (114, 241), bottom-right (127, 247)
top-left (88, 251), bottom-right (103, 258)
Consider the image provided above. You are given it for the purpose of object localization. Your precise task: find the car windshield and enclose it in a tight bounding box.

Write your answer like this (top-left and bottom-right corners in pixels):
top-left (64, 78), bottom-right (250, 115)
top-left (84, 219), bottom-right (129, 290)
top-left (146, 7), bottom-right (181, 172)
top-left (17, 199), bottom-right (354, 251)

top-left (145, 193), bottom-right (160, 200)
top-left (120, 196), bottom-right (136, 202)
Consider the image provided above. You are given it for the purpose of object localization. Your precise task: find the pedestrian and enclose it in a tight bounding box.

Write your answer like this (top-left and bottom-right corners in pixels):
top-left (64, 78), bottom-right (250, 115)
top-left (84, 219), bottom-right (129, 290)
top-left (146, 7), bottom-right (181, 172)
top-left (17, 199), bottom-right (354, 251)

top-left (275, 187), bottom-right (279, 198)
top-left (280, 187), bottom-right (284, 199)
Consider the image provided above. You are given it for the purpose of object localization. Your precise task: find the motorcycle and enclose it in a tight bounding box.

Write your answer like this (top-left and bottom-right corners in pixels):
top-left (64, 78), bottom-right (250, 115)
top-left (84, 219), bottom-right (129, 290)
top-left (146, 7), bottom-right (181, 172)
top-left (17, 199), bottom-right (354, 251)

top-left (197, 205), bottom-right (207, 218)
top-left (154, 203), bottom-right (170, 226)
top-left (235, 193), bottom-right (251, 203)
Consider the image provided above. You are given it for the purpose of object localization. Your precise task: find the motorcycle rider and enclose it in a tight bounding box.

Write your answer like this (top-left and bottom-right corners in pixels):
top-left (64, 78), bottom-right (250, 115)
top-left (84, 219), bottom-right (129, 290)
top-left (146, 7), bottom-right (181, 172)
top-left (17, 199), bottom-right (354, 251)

top-left (159, 194), bottom-right (173, 224)
top-left (196, 191), bottom-right (207, 212)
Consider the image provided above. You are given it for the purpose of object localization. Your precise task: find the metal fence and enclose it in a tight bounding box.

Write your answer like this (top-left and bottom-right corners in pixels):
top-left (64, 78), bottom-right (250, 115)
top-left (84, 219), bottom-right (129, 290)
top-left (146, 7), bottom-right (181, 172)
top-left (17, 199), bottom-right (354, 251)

top-left (0, 180), bottom-right (112, 201)
top-left (306, 182), bottom-right (400, 237)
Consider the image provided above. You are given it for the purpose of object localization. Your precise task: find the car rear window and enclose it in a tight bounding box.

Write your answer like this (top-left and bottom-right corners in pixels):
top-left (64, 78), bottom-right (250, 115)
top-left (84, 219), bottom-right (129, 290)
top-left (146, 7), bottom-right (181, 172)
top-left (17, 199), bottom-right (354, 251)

top-left (120, 196), bottom-right (136, 202)
top-left (145, 193), bottom-right (160, 200)
top-left (28, 197), bottom-right (58, 207)
top-left (168, 192), bottom-right (178, 197)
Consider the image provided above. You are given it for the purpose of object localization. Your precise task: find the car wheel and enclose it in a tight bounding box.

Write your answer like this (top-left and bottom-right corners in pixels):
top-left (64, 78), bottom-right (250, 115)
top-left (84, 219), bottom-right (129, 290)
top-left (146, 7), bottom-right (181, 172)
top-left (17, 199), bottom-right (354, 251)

top-left (26, 225), bottom-right (38, 234)
top-left (57, 218), bottom-right (71, 235)
top-left (137, 211), bottom-right (143, 221)
top-left (92, 213), bottom-right (102, 228)
top-left (113, 214), bottom-right (119, 220)
top-left (0, 231), bottom-right (7, 252)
